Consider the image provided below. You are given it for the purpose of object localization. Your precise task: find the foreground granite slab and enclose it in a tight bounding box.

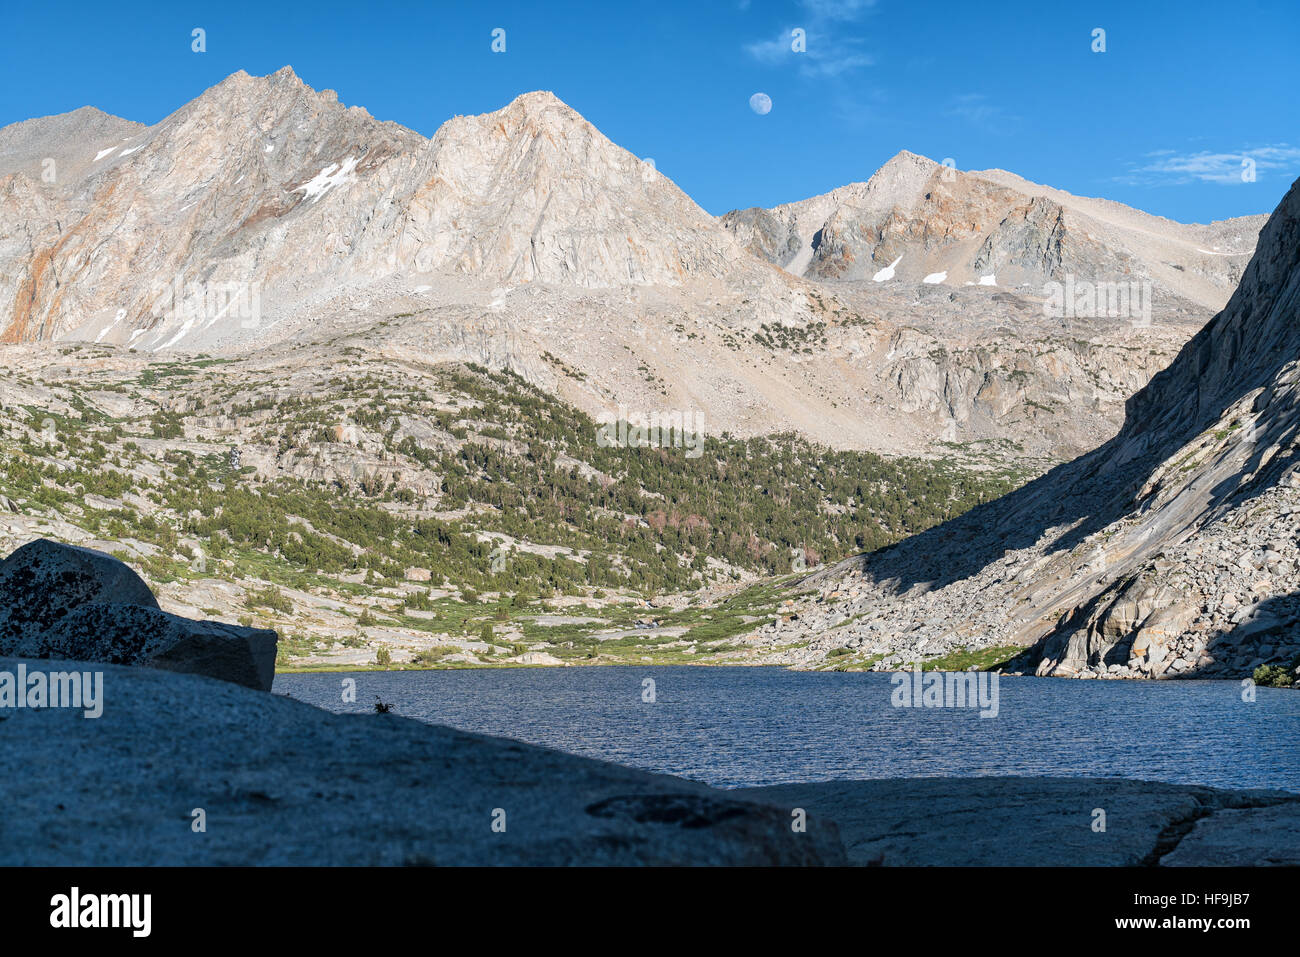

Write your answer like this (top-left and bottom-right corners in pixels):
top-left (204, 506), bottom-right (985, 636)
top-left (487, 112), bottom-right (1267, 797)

top-left (1160, 803), bottom-right (1300, 866)
top-left (735, 777), bottom-right (1300, 866)
top-left (0, 658), bottom-right (842, 866)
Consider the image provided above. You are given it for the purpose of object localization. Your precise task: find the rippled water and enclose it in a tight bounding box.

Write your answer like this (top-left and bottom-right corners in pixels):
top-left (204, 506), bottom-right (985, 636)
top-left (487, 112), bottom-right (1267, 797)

top-left (275, 667), bottom-right (1300, 792)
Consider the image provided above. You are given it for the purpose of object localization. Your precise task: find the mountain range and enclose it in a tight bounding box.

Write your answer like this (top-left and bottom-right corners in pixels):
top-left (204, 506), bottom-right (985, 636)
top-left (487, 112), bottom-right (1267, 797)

top-left (723, 150), bottom-right (1260, 309)
top-left (0, 68), bottom-right (1267, 461)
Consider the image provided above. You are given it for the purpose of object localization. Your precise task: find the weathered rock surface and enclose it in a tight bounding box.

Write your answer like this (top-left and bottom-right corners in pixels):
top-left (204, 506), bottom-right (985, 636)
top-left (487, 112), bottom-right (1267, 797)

top-left (737, 777), bottom-right (1300, 866)
top-left (0, 539), bottom-right (276, 690)
top-left (26, 603), bottom-right (277, 691)
top-left (0, 539), bottom-right (159, 635)
top-left (1161, 803), bottom-right (1300, 866)
top-left (0, 659), bottom-right (843, 865)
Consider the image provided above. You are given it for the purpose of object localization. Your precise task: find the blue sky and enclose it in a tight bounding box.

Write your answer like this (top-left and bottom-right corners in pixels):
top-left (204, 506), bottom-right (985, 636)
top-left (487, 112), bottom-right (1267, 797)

top-left (2, 0), bottom-right (1297, 223)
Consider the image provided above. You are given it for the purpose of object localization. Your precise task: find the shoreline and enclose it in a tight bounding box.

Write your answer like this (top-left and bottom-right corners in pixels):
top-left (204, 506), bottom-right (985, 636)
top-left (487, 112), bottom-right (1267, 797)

top-left (274, 660), bottom-right (1291, 683)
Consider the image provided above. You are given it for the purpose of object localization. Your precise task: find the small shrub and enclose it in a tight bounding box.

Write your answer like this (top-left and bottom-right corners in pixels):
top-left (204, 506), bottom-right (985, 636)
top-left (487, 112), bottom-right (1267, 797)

top-left (244, 586), bottom-right (293, 615)
top-left (1253, 664), bottom-right (1293, 688)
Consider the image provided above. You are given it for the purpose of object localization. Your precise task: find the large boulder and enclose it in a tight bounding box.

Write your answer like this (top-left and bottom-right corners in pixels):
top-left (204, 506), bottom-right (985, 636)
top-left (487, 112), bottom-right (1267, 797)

top-left (0, 539), bottom-right (277, 691)
top-left (0, 539), bottom-right (159, 643)
top-left (19, 603), bottom-right (277, 691)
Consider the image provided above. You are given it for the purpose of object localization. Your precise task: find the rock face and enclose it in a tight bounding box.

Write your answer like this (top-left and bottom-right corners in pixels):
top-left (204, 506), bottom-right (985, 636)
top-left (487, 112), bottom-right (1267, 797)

top-left (0, 539), bottom-right (276, 690)
top-left (0, 659), bottom-right (844, 865)
top-left (752, 174), bottom-right (1300, 678)
top-left (1160, 803), bottom-right (1300, 866)
top-left (0, 539), bottom-right (160, 633)
top-left (736, 778), bottom-right (1300, 866)
top-left (716, 205), bottom-right (803, 270)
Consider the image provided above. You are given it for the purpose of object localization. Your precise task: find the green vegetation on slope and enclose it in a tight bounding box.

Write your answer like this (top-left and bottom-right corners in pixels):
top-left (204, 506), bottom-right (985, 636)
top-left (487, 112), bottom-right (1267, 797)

top-left (0, 353), bottom-right (1033, 667)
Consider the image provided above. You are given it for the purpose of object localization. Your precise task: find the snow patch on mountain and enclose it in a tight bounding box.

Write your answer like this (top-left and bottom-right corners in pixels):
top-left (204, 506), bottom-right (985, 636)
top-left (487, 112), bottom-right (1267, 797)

top-left (872, 255), bottom-right (903, 282)
top-left (294, 156), bottom-right (359, 203)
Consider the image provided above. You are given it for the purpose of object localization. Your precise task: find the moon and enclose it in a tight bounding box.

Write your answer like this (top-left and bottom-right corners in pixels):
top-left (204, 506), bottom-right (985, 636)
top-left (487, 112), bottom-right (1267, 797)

top-left (749, 92), bottom-right (772, 115)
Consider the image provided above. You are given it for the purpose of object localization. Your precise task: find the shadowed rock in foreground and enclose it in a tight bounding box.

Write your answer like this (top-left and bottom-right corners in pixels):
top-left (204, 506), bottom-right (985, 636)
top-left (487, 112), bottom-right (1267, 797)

top-left (737, 778), bottom-right (1300, 866)
top-left (0, 659), bottom-right (842, 866)
top-left (0, 539), bottom-right (276, 690)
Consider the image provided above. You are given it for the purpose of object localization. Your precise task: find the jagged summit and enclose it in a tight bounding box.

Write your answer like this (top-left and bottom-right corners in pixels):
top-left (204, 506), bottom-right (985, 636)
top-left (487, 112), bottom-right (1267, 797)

top-left (886, 148), bottom-right (937, 164)
top-left (165, 64), bottom-right (385, 125)
top-left (873, 148), bottom-right (942, 178)
top-left (213, 64), bottom-right (306, 87)
top-left (504, 89), bottom-right (574, 112)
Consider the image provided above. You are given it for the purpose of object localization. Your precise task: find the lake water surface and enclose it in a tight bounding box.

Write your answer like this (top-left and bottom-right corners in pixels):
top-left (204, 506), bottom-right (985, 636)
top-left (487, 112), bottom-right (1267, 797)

top-left (275, 667), bottom-right (1300, 792)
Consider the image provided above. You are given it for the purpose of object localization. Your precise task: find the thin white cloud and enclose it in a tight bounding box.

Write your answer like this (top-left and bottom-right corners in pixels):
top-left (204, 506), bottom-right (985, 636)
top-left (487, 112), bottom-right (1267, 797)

top-left (944, 93), bottom-right (1016, 130)
top-left (802, 48), bottom-right (874, 78)
top-left (800, 0), bottom-right (878, 21)
top-left (743, 0), bottom-right (877, 79)
top-left (745, 33), bottom-right (792, 64)
top-left (1128, 145), bottom-right (1300, 185)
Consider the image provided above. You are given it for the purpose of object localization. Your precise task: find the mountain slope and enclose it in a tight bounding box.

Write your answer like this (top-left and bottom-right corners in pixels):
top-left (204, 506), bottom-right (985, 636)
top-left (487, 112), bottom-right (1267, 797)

top-left (0, 341), bottom-right (1024, 670)
top-left (756, 174), bottom-right (1300, 679)
top-left (0, 69), bottom-right (754, 352)
top-left (2, 68), bottom-right (425, 347)
top-left (0, 106), bottom-right (146, 190)
top-left (371, 90), bottom-right (748, 287)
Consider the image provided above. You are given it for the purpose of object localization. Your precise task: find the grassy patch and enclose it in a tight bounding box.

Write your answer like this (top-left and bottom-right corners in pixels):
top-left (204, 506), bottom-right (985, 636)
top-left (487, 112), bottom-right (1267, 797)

top-left (920, 645), bottom-right (1023, 672)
